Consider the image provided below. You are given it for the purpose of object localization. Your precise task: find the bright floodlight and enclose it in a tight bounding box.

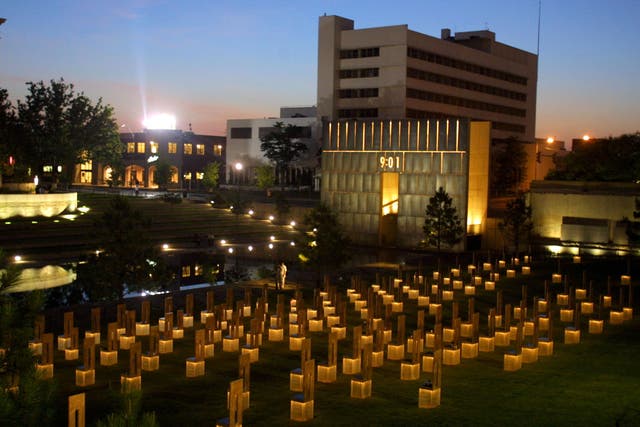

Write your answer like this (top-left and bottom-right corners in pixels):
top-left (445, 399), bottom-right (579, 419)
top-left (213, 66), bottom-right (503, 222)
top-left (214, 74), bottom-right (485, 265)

top-left (235, 162), bottom-right (243, 171)
top-left (143, 114), bottom-right (176, 130)
top-left (582, 134), bottom-right (590, 141)
top-left (546, 137), bottom-right (554, 143)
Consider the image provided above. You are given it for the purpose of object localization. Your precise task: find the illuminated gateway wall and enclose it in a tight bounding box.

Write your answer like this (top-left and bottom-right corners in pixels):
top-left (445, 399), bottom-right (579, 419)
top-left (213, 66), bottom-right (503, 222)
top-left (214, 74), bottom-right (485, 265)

top-left (321, 119), bottom-right (490, 248)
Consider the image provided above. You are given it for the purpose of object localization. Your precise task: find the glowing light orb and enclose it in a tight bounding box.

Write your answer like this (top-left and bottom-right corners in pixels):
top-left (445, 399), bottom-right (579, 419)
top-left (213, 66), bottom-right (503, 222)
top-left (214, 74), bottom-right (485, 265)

top-left (143, 114), bottom-right (176, 130)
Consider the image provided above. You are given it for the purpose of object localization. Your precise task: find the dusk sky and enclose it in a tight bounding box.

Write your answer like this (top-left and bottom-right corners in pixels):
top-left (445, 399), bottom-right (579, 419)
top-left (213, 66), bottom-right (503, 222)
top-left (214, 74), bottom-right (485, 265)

top-left (1, 0), bottom-right (639, 145)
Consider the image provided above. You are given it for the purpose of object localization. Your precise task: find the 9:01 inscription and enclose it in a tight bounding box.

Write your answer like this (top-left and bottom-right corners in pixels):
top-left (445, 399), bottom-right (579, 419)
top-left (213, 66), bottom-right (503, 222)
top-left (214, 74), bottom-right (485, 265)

top-left (378, 152), bottom-right (404, 171)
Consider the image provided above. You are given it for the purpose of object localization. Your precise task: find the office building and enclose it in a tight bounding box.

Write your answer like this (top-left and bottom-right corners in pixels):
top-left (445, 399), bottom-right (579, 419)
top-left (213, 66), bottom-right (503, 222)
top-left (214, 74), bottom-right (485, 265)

top-left (317, 15), bottom-right (538, 142)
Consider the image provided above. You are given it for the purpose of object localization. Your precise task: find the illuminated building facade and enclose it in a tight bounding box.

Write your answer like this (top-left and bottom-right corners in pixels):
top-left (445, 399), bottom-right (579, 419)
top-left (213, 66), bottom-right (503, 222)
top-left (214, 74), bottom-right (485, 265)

top-left (320, 118), bottom-right (490, 248)
top-left (74, 129), bottom-right (225, 190)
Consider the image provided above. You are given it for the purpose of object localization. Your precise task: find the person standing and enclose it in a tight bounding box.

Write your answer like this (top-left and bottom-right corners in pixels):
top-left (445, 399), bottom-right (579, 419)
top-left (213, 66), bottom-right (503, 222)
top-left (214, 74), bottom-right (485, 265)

top-left (276, 261), bottom-right (287, 290)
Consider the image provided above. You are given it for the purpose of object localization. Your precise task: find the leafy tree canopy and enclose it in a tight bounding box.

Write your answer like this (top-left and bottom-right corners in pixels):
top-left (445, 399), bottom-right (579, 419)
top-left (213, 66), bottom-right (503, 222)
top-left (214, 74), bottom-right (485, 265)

top-left (260, 122), bottom-right (307, 188)
top-left (491, 137), bottom-right (527, 196)
top-left (7, 79), bottom-right (121, 183)
top-left (297, 204), bottom-right (351, 274)
top-left (422, 187), bottom-right (464, 253)
top-left (202, 161), bottom-right (221, 191)
top-left (547, 132), bottom-right (640, 182)
top-left (255, 164), bottom-right (275, 190)
top-left (499, 193), bottom-right (533, 256)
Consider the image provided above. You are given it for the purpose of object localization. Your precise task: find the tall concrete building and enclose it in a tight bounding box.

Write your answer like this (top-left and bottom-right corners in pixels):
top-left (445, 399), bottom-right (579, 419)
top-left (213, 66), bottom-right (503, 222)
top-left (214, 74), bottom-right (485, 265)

top-left (317, 15), bottom-right (538, 142)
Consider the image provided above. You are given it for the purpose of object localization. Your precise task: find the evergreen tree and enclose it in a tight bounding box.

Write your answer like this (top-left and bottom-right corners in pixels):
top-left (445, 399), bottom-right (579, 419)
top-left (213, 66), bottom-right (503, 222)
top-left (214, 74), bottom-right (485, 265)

top-left (422, 187), bottom-right (464, 254)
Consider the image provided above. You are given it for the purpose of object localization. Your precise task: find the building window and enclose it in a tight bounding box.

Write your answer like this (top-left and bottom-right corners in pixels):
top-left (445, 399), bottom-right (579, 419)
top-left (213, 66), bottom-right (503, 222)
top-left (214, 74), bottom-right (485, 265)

top-left (213, 144), bottom-right (223, 156)
top-left (340, 68), bottom-right (379, 79)
top-left (168, 142), bottom-right (177, 154)
top-left (181, 265), bottom-right (191, 278)
top-left (407, 67), bottom-right (527, 102)
top-left (184, 143), bottom-right (192, 155)
top-left (137, 142), bottom-right (146, 153)
top-left (339, 88), bottom-right (379, 98)
top-left (194, 264), bottom-right (202, 276)
top-left (196, 172), bottom-right (204, 180)
top-left (340, 47), bottom-right (380, 59)
top-left (406, 88), bottom-right (526, 117)
top-left (407, 46), bottom-right (528, 86)
top-left (196, 144), bottom-right (205, 155)
top-left (184, 172), bottom-right (192, 180)
top-left (230, 127), bottom-right (252, 138)
top-left (80, 159), bottom-right (92, 184)
top-left (127, 142), bottom-right (136, 153)
top-left (338, 108), bottom-right (378, 118)
top-left (149, 141), bottom-right (158, 154)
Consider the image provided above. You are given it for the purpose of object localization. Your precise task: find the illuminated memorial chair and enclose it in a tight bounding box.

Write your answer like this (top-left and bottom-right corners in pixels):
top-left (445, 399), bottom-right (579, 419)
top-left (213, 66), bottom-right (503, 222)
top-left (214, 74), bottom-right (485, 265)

top-left (36, 333), bottom-right (54, 379)
top-left (387, 314), bottom-right (406, 361)
top-left (342, 325), bottom-right (362, 374)
top-left (120, 342), bottom-right (142, 393)
top-left (401, 330), bottom-right (422, 380)
top-left (136, 300), bottom-right (151, 336)
top-left (290, 359), bottom-right (315, 421)
top-left (86, 307), bottom-right (102, 345)
top-left (58, 311), bottom-right (74, 351)
top-left (186, 329), bottom-right (206, 377)
top-left (119, 310), bottom-right (136, 350)
top-left (100, 322), bottom-right (118, 366)
top-left (290, 338), bottom-right (311, 392)
top-left (350, 344), bottom-right (373, 399)
top-left (142, 326), bottom-right (160, 371)
top-left (317, 332), bottom-right (338, 383)
top-left (216, 379), bottom-right (244, 427)
top-left (75, 335), bottom-right (96, 386)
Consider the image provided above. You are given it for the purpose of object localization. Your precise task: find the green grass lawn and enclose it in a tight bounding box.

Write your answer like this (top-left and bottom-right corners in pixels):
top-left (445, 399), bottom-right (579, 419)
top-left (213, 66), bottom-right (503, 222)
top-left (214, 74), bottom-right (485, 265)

top-left (44, 272), bottom-right (640, 426)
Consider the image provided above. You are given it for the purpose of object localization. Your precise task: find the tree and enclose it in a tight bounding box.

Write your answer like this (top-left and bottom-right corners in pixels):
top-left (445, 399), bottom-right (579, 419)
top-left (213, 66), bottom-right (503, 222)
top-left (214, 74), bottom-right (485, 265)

top-left (491, 138), bottom-right (527, 196)
top-left (547, 133), bottom-right (640, 182)
top-left (0, 88), bottom-right (20, 187)
top-left (15, 79), bottom-right (122, 185)
top-left (499, 193), bottom-right (533, 256)
top-left (202, 161), bottom-right (221, 191)
top-left (76, 196), bottom-right (170, 301)
top-left (153, 160), bottom-right (173, 190)
top-left (0, 250), bottom-right (58, 425)
top-left (259, 122), bottom-right (307, 189)
top-left (255, 164), bottom-right (275, 194)
top-left (422, 187), bottom-right (464, 254)
top-left (297, 204), bottom-right (351, 282)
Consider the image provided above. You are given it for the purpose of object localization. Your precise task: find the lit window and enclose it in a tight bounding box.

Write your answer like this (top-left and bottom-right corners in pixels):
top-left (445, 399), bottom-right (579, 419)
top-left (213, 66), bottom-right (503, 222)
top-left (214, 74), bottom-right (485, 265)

top-left (194, 264), bottom-right (202, 276)
top-left (184, 172), bottom-right (192, 180)
top-left (213, 144), bottom-right (223, 156)
top-left (43, 165), bottom-right (53, 172)
top-left (150, 141), bottom-right (158, 154)
top-left (168, 142), bottom-right (177, 154)
top-left (137, 142), bottom-right (146, 153)
top-left (181, 265), bottom-right (191, 277)
top-left (127, 143), bottom-right (136, 153)
top-left (196, 172), bottom-right (204, 180)
top-left (184, 143), bottom-right (192, 155)
top-left (196, 144), bottom-right (205, 155)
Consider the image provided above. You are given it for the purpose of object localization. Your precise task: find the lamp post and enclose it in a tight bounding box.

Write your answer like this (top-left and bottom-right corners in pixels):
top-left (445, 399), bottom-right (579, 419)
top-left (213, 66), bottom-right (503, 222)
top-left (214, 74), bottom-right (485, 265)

top-left (234, 162), bottom-right (243, 188)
